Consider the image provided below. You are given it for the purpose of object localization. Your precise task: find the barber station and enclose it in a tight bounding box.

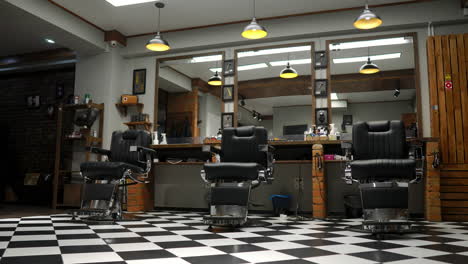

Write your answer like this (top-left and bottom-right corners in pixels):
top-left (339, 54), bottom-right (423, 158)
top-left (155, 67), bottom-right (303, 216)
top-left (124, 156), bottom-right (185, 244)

top-left (2, 0), bottom-right (468, 263)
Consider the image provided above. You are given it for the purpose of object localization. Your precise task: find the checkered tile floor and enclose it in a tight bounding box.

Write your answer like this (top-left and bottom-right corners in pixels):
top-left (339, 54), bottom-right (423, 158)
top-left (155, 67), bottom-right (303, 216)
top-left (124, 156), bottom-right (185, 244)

top-left (1, 212), bottom-right (468, 264)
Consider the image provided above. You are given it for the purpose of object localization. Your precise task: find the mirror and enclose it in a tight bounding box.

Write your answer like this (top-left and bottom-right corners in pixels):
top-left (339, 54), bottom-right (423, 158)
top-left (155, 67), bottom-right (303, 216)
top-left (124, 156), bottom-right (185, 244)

top-left (235, 44), bottom-right (313, 139)
top-left (328, 34), bottom-right (419, 138)
top-left (157, 53), bottom-right (224, 143)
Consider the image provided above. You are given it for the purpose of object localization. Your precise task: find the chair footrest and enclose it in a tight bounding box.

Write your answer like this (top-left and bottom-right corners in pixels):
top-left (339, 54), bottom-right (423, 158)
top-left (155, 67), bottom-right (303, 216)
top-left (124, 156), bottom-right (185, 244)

top-left (203, 215), bottom-right (247, 226)
top-left (70, 208), bottom-right (108, 215)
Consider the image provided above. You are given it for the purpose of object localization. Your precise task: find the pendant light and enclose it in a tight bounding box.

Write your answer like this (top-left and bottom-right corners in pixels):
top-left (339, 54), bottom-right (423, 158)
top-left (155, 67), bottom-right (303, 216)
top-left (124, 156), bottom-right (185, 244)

top-left (280, 53), bottom-right (298, 79)
top-left (208, 61), bottom-right (223, 86)
top-left (353, 0), bottom-right (382, 30)
top-left (242, 0), bottom-right (267, 39)
top-left (359, 47), bottom-right (380, 74)
top-left (146, 1), bottom-right (170, 52)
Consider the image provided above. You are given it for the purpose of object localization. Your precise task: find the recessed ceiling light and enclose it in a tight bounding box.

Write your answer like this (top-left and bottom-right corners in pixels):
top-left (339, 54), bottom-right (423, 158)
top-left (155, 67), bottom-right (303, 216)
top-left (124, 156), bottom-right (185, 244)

top-left (238, 46), bottom-right (311, 58)
top-left (190, 55), bottom-right (222, 63)
top-left (329, 37), bottom-right (412, 51)
top-left (333, 53), bottom-right (401, 64)
top-left (45, 38), bottom-right (55, 44)
top-left (210, 63), bottom-right (268, 72)
top-left (269, 58), bottom-right (311, 67)
top-left (331, 93), bottom-right (338, 100)
top-left (105, 0), bottom-right (155, 7)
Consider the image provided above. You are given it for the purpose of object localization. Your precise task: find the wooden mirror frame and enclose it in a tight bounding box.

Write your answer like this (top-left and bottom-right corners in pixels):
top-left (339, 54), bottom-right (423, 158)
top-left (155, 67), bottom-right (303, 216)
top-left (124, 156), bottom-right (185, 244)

top-left (153, 51), bottom-right (226, 137)
top-left (233, 42), bottom-right (316, 130)
top-left (325, 32), bottom-right (422, 138)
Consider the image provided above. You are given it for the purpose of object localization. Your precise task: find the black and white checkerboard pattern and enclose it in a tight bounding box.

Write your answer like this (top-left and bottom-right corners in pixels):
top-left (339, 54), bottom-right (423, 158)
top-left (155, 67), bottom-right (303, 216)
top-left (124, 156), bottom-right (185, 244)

top-left (1, 212), bottom-right (468, 264)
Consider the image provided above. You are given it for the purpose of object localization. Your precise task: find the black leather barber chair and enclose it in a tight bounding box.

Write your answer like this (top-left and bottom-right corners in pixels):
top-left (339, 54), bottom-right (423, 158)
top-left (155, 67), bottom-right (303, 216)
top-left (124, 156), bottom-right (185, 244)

top-left (72, 130), bottom-right (155, 222)
top-left (201, 126), bottom-right (274, 227)
top-left (343, 120), bottom-right (423, 234)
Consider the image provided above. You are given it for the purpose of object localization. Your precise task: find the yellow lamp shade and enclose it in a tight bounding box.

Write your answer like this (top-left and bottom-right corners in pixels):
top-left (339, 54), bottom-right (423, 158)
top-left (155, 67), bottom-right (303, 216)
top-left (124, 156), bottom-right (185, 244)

top-left (353, 6), bottom-right (382, 30)
top-left (208, 72), bottom-right (222, 86)
top-left (280, 63), bottom-right (298, 79)
top-left (242, 18), bottom-right (268, 39)
top-left (359, 59), bottom-right (380, 74)
top-left (146, 34), bottom-right (170, 52)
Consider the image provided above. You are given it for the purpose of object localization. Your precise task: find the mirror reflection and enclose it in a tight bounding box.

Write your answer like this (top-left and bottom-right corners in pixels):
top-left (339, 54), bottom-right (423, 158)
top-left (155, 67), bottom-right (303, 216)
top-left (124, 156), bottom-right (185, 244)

top-left (329, 35), bottom-right (418, 138)
top-left (157, 53), bottom-right (223, 143)
top-left (236, 44), bottom-right (313, 139)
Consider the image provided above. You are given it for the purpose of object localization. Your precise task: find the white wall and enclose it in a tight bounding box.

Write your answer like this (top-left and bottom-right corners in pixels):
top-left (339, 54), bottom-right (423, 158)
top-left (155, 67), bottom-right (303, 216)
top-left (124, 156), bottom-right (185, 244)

top-left (273, 106), bottom-right (313, 137)
top-left (199, 93), bottom-right (221, 137)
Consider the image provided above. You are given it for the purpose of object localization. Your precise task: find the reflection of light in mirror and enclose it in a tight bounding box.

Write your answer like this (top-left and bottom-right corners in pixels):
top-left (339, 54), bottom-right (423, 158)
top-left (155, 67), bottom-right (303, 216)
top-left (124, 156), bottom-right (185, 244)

top-left (105, 0), bottom-right (154, 6)
top-left (238, 46), bottom-right (310, 58)
top-left (210, 63), bottom-right (268, 72)
top-left (269, 58), bottom-right (311, 67)
top-left (333, 53), bottom-right (401, 64)
top-left (329, 37), bottom-right (412, 50)
top-left (190, 55), bottom-right (222, 63)
top-left (331, 100), bottom-right (347, 108)
top-left (331, 93), bottom-right (338, 100)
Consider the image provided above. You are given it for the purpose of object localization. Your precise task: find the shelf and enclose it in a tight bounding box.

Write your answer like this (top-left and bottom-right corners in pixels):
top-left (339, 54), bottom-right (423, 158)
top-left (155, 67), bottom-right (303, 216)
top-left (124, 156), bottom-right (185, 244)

top-left (62, 102), bottom-right (104, 110)
top-left (155, 162), bottom-right (205, 165)
top-left (116, 103), bottom-right (144, 116)
top-left (274, 160), bottom-right (312, 164)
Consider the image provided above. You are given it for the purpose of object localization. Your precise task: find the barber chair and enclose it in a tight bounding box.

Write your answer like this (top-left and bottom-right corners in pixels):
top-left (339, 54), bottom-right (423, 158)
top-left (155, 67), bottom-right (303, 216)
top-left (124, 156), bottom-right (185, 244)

top-left (72, 130), bottom-right (156, 222)
top-left (201, 126), bottom-right (274, 227)
top-left (343, 120), bottom-right (423, 234)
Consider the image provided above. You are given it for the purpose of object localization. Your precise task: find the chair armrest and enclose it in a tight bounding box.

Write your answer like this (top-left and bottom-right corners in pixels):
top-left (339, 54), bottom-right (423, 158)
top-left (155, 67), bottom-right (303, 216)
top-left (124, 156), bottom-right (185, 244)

top-left (137, 146), bottom-right (157, 158)
top-left (88, 147), bottom-right (111, 157)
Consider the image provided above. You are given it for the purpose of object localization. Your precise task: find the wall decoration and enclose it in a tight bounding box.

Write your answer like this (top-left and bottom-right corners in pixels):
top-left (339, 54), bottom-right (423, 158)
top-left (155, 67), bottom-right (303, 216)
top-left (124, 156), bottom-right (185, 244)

top-left (314, 79), bottom-right (328, 97)
top-left (223, 59), bottom-right (235, 76)
top-left (132, 69), bottom-right (146, 95)
top-left (315, 109), bottom-right (328, 126)
top-left (314, 51), bottom-right (328, 69)
top-left (222, 85), bottom-right (234, 102)
top-left (221, 112), bottom-right (234, 129)
top-left (26, 95), bottom-right (40, 108)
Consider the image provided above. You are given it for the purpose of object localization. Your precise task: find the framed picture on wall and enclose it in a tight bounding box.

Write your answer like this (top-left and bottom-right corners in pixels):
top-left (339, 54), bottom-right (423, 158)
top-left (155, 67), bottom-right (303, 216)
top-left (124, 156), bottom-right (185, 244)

top-left (222, 85), bottom-right (234, 102)
top-left (26, 95), bottom-right (40, 109)
top-left (132, 69), bottom-right (146, 95)
top-left (223, 59), bottom-right (235, 76)
top-left (314, 79), bottom-right (328, 97)
top-left (314, 51), bottom-right (327, 69)
top-left (221, 112), bottom-right (234, 129)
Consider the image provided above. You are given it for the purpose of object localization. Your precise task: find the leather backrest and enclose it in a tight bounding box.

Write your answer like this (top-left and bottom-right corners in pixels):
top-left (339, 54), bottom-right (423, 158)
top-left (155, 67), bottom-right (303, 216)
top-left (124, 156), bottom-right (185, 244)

top-left (110, 130), bottom-right (152, 168)
top-left (221, 126), bottom-right (268, 166)
top-left (352, 120), bottom-right (407, 160)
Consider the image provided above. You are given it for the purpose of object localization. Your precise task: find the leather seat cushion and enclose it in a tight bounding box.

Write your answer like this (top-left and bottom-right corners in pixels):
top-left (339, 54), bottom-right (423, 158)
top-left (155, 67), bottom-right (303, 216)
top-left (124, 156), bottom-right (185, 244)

top-left (351, 159), bottom-right (416, 180)
top-left (81, 161), bottom-right (144, 180)
top-left (204, 162), bottom-right (260, 181)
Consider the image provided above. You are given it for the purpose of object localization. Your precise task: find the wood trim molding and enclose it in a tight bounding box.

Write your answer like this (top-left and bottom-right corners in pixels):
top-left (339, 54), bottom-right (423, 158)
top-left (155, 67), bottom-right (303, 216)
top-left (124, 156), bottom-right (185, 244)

top-left (104, 30), bottom-right (127, 46)
top-left (48, 0), bottom-right (432, 39)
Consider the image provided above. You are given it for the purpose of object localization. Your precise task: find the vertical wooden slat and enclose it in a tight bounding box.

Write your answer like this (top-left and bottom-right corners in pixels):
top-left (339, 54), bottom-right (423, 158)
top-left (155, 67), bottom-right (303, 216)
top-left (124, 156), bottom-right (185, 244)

top-left (442, 36), bottom-right (457, 163)
top-left (435, 36), bottom-right (449, 163)
top-left (312, 144), bottom-right (326, 219)
top-left (456, 34), bottom-right (468, 161)
top-left (426, 141), bottom-right (441, 221)
top-left (449, 35), bottom-right (465, 163)
top-left (427, 37), bottom-right (440, 139)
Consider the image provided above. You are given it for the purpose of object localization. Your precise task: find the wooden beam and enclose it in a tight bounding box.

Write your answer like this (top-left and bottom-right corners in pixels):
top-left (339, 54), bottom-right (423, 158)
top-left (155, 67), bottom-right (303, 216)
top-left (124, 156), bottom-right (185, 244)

top-left (104, 30), bottom-right (127, 47)
top-left (192, 78), bottom-right (221, 98)
top-left (239, 75), bottom-right (312, 99)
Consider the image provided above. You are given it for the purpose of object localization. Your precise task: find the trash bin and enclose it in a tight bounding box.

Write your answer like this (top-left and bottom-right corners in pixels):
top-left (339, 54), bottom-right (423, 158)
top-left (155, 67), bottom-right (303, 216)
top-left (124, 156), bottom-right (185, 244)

top-left (270, 194), bottom-right (291, 216)
top-left (344, 194), bottom-right (362, 218)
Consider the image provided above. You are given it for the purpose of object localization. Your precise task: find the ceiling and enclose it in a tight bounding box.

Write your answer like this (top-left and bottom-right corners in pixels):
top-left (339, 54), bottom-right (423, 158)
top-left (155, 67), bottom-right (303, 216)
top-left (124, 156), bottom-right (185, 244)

top-left (51, 0), bottom-right (412, 36)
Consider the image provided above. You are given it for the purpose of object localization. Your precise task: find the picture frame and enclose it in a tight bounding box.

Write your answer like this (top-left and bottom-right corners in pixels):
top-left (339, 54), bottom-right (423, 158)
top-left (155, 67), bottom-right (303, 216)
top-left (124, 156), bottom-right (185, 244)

top-left (314, 51), bottom-right (328, 69)
top-left (26, 95), bottom-right (40, 108)
top-left (132, 69), bottom-right (146, 95)
top-left (221, 112), bottom-right (234, 129)
top-left (315, 108), bottom-right (328, 126)
top-left (222, 59), bottom-right (235, 76)
top-left (314, 79), bottom-right (328, 97)
top-left (222, 85), bottom-right (234, 102)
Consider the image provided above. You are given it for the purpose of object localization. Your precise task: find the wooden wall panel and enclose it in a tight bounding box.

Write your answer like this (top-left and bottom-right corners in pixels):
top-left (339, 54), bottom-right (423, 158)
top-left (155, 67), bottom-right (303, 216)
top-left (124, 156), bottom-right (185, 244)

top-left (428, 34), bottom-right (468, 221)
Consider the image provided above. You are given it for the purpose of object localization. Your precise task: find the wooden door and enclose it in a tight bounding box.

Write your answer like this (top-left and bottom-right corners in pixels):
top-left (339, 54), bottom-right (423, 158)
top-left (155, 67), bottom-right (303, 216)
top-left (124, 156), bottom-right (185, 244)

top-left (427, 34), bottom-right (468, 220)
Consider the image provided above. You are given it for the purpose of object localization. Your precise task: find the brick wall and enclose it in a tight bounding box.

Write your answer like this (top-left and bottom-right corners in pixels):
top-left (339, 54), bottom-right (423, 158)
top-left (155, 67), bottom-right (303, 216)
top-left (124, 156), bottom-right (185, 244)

top-left (0, 67), bottom-right (75, 202)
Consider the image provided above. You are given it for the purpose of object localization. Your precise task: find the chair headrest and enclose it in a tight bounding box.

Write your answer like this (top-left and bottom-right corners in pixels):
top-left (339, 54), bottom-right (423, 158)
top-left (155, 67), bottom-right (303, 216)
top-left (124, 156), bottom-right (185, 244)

top-left (235, 126), bottom-right (255, 137)
top-left (367, 121), bottom-right (391, 132)
top-left (122, 130), bottom-right (142, 140)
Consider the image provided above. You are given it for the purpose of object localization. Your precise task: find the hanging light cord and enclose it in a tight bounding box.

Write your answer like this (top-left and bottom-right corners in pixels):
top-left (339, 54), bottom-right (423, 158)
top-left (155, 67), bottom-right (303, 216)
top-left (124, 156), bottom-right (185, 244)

top-left (253, 0), bottom-right (256, 18)
top-left (157, 7), bottom-right (161, 34)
